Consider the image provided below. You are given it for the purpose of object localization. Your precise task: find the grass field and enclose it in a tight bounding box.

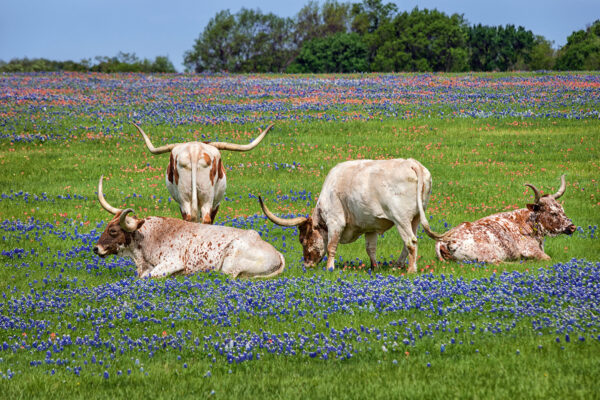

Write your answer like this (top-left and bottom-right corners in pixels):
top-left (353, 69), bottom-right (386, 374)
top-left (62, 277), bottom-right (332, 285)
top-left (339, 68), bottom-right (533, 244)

top-left (1, 72), bottom-right (599, 398)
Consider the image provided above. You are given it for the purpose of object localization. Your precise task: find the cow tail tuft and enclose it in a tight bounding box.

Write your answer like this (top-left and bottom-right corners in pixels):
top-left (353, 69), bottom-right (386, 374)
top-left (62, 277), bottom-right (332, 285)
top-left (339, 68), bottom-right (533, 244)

top-left (412, 165), bottom-right (444, 240)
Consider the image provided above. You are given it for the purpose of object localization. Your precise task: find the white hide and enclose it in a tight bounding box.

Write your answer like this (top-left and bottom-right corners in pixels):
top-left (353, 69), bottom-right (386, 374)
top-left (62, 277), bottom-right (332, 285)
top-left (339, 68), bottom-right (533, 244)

top-left (112, 217), bottom-right (284, 279)
top-left (311, 158), bottom-right (433, 273)
top-left (166, 143), bottom-right (226, 223)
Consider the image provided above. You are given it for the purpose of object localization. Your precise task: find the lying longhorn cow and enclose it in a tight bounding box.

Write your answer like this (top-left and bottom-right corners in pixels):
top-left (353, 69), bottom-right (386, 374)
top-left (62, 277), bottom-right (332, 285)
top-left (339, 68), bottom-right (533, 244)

top-left (432, 175), bottom-right (576, 263)
top-left (132, 122), bottom-right (274, 224)
top-left (258, 159), bottom-right (437, 273)
top-left (93, 176), bottom-right (285, 279)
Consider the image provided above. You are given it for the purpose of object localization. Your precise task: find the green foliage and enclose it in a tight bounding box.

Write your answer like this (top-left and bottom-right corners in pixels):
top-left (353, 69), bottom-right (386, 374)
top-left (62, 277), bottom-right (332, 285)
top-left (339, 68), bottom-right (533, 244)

top-left (288, 32), bottom-right (368, 73)
top-left (556, 20), bottom-right (600, 70)
top-left (468, 24), bottom-right (536, 71)
top-left (91, 52), bottom-right (176, 73)
top-left (350, 0), bottom-right (397, 34)
top-left (183, 8), bottom-right (293, 73)
top-left (529, 36), bottom-right (556, 70)
top-left (0, 53), bottom-right (176, 73)
top-left (184, 1), bottom-right (572, 73)
top-left (0, 57), bottom-right (88, 72)
top-left (294, 0), bottom-right (351, 45)
top-left (371, 8), bottom-right (469, 72)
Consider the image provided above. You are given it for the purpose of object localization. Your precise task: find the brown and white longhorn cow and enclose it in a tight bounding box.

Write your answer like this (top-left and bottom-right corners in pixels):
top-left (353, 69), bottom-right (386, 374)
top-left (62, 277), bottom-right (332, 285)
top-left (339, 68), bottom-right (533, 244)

top-left (258, 158), bottom-right (437, 273)
top-left (93, 176), bottom-right (285, 279)
top-left (432, 175), bottom-right (576, 263)
top-left (132, 122), bottom-right (274, 224)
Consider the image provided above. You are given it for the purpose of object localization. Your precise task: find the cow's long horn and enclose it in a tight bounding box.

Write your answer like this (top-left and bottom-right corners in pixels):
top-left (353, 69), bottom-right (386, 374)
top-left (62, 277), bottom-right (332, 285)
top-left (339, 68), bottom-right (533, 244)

top-left (98, 175), bottom-right (122, 215)
top-left (119, 208), bottom-right (139, 232)
top-left (209, 123), bottom-right (274, 151)
top-left (132, 122), bottom-right (178, 154)
top-left (524, 183), bottom-right (542, 203)
top-left (551, 174), bottom-right (567, 199)
top-left (258, 196), bottom-right (307, 227)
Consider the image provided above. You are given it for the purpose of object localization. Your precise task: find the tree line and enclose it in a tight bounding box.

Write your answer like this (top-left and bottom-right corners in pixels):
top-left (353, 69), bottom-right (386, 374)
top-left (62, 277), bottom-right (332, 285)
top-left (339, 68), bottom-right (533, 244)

top-left (183, 0), bottom-right (600, 73)
top-left (0, 52), bottom-right (176, 73)
top-left (2, 0), bottom-right (598, 73)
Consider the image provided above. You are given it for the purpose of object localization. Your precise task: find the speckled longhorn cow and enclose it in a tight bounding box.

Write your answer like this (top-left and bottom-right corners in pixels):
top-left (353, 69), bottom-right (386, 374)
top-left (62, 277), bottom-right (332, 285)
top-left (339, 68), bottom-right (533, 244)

top-left (258, 158), bottom-right (438, 273)
top-left (132, 122), bottom-right (274, 224)
top-left (433, 175), bottom-right (576, 263)
top-left (93, 176), bottom-right (285, 279)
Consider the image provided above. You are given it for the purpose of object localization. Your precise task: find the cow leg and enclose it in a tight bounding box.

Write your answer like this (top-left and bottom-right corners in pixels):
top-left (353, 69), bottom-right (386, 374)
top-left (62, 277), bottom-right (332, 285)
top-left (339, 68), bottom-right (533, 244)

top-left (523, 247), bottom-right (551, 261)
top-left (365, 232), bottom-right (378, 269)
top-left (393, 219), bottom-right (419, 273)
top-left (179, 203), bottom-right (193, 222)
top-left (200, 203), bottom-right (214, 224)
top-left (210, 206), bottom-right (220, 224)
top-left (326, 231), bottom-right (341, 270)
top-left (397, 245), bottom-right (408, 267)
top-left (141, 262), bottom-right (184, 279)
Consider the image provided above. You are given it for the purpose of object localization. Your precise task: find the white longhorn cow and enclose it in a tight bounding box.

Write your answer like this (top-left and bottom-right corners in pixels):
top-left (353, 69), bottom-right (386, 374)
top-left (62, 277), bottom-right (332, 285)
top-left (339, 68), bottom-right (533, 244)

top-left (132, 122), bottom-right (273, 224)
top-left (93, 176), bottom-right (285, 279)
top-left (258, 158), bottom-right (437, 273)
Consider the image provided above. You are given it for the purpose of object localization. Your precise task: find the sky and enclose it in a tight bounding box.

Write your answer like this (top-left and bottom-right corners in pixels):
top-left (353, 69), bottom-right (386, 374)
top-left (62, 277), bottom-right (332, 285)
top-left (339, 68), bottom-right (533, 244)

top-left (1, 0), bottom-right (599, 72)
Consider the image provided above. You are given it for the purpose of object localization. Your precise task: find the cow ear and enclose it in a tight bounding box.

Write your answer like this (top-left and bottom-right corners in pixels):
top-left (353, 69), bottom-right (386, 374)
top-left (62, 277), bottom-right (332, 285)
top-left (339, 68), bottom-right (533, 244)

top-left (526, 203), bottom-right (540, 212)
top-left (136, 219), bottom-right (145, 230)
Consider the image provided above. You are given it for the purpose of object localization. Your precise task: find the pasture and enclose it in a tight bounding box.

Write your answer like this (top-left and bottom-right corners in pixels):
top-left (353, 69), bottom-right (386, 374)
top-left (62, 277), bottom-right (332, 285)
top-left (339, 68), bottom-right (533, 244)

top-left (0, 72), bottom-right (599, 398)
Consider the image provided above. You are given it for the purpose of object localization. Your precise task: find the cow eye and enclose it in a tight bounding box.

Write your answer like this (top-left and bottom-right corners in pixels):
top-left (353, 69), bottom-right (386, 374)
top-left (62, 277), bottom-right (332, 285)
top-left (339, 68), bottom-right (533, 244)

top-left (109, 228), bottom-right (119, 237)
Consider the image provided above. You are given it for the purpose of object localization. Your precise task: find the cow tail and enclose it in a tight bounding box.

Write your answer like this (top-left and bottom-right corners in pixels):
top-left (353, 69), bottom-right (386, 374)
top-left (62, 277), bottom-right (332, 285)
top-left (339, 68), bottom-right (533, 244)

top-left (412, 165), bottom-right (444, 240)
top-left (190, 153), bottom-right (199, 222)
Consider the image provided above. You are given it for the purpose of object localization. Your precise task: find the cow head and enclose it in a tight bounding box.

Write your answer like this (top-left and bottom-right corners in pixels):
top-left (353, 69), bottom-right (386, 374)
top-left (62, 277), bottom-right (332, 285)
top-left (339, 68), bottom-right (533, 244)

top-left (258, 197), bottom-right (326, 267)
top-left (525, 175), bottom-right (576, 236)
top-left (93, 176), bottom-right (145, 257)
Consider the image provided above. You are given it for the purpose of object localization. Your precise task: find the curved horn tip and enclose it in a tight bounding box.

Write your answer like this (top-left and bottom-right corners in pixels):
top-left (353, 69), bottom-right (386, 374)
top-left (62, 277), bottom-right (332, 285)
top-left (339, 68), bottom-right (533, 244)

top-left (553, 174), bottom-right (567, 199)
top-left (97, 175), bottom-right (122, 215)
top-left (258, 196), bottom-right (307, 227)
top-left (119, 208), bottom-right (139, 232)
top-left (524, 183), bottom-right (541, 203)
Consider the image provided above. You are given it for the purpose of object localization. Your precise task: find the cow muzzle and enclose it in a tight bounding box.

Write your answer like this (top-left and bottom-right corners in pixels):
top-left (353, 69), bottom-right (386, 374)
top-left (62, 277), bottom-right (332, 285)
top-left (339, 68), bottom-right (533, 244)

top-left (93, 245), bottom-right (108, 257)
top-left (564, 224), bottom-right (576, 235)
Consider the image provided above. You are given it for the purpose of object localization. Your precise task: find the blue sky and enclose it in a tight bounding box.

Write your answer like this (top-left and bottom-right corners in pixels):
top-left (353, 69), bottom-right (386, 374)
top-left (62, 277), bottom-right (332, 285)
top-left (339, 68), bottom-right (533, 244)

top-left (1, 0), bottom-right (598, 72)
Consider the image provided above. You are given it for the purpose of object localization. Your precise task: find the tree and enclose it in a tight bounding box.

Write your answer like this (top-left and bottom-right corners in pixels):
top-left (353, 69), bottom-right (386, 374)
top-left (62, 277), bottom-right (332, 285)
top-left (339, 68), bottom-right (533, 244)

top-left (555, 20), bottom-right (600, 70)
top-left (288, 32), bottom-right (368, 73)
top-left (184, 8), bottom-right (292, 73)
top-left (289, 1), bottom-right (352, 68)
top-left (350, 0), bottom-right (397, 34)
top-left (151, 56), bottom-right (176, 73)
top-left (184, 10), bottom-right (237, 72)
top-left (322, 0), bottom-right (352, 35)
top-left (529, 36), bottom-right (556, 70)
top-left (496, 25), bottom-right (535, 70)
top-left (293, 1), bottom-right (323, 46)
top-left (468, 24), bottom-right (535, 71)
top-left (468, 24), bottom-right (498, 71)
top-left (371, 8), bottom-right (469, 72)
top-left (233, 9), bottom-right (293, 72)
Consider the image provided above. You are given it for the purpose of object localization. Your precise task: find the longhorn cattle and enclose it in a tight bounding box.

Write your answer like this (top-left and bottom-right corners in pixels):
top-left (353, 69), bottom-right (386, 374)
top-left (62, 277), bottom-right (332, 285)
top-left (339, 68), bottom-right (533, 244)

top-left (132, 122), bottom-right (274, 224)
top-left (432, 175), bottom-right (576, 263)
top-left (258, 158), bottom-right (437, 273)
top-left (93, 176), bottom-right (285, 279)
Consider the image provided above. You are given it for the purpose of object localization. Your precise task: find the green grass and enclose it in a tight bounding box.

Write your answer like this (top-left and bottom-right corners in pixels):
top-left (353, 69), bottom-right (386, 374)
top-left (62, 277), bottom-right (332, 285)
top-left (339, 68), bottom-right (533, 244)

top-left (0, 73), bottom-right (599, 399)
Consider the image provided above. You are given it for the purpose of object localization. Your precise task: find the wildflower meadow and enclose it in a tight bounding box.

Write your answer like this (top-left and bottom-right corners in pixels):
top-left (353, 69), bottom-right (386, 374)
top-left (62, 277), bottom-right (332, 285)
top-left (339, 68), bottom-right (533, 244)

top-left (0, 72), bottom-right (599, 398)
